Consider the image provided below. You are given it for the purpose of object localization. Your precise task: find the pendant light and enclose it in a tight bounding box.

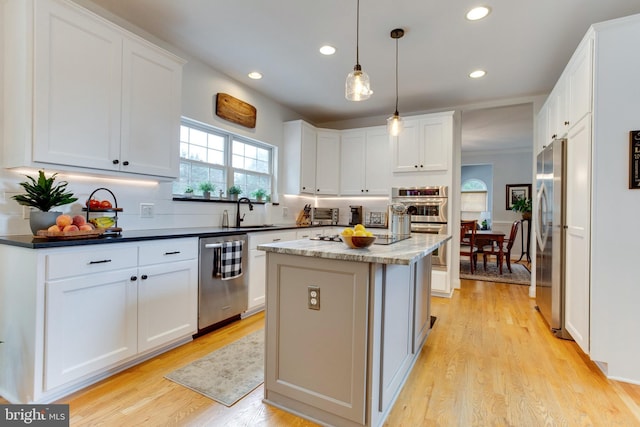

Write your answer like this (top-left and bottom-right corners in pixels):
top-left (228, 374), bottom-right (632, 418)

top-left (345, 0), bottom-right (372, 101)
top-left (387, 28), bottom-right (404, 136)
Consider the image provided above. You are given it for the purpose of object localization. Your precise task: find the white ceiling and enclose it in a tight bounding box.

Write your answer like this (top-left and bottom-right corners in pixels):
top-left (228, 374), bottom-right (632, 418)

top-left (86, 0), bottom-right (640, 150)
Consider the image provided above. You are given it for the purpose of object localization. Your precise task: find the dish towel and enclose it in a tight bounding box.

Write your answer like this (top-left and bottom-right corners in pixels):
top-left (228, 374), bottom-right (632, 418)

top-left (221, 240), bottom-right (243, 280)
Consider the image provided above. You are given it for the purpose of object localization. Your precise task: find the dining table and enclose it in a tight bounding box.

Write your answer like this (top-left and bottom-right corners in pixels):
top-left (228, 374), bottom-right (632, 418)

top-left (466, 229), bottom-right (506, 274)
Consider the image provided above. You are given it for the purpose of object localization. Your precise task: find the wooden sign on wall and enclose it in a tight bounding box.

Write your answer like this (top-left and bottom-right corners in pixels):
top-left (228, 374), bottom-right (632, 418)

top-left (630, 130), bottom-right (640, 189)
top-left (215, 93), bottom-right (257, 128)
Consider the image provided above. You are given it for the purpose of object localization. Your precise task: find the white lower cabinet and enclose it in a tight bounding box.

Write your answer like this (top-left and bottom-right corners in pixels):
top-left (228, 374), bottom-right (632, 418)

top-left (45, 267), bottom-right (138, 390)
top-left (137, 240), bottom-right (198, 353)
top-left (43, 238), bottom-right (197, 394)
top-left (431, 268), bottom-right (450, 296)
top-left (247, 231), bottom-right (297, 313)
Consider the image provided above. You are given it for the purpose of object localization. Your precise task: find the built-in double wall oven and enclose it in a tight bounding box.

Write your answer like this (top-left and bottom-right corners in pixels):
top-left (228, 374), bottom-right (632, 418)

top-left (391, 186), bottom-right (448, 267)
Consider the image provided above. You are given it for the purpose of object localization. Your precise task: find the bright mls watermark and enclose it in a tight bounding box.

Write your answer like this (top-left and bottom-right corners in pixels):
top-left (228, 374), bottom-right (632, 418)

top-left (1, 405), bottom-right (69, 426)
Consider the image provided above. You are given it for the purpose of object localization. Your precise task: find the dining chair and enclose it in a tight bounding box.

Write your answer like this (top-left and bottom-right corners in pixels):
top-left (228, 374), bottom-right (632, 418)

top-left (482, 220), bottom-right (520, 273)
top-left (460, 220), bottom-right (478, 273)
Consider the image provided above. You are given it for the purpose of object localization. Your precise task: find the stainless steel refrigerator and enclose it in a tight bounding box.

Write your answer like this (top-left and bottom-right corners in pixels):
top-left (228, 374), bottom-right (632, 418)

top-left (535, 139), bottom-right (572, 340)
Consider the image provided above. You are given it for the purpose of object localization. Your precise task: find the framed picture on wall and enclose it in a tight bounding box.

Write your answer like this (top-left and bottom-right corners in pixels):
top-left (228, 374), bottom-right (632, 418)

top-left (506, 184), bottom-right (532, 210)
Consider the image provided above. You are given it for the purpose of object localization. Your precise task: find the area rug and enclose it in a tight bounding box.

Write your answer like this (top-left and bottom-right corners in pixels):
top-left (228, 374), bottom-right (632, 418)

top-left (459, 259), bottom-right (531, 285)
top-left (165, 329), bottom-right (264, 406)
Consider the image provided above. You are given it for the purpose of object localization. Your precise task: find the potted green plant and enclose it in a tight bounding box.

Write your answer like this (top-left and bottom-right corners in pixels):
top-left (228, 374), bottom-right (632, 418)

top-left (511, 196), bottom-right (532, 219)
top-left (12, 170), bottom-right (78, 234)
top-left (227, 185), bottom-right (242, 201)
top-left (251, 188), bottom-right (268, 202)
top-left (199, 182), bottom-right (216, 199)
top-left (184, 186), bottom-right (194, 198)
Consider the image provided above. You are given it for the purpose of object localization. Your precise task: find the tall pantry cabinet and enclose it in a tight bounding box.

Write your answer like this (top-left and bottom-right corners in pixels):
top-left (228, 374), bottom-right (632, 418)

top-left (536, 13), bottom-right (640, 383)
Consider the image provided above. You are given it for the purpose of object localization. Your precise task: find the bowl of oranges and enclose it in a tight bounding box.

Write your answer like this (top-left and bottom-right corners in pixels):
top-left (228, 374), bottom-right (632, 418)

top-left (340, 224), bottom-right (376, 249)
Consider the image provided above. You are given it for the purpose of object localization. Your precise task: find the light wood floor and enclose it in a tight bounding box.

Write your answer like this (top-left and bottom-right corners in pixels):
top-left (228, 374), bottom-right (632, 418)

top-left (4, 276), bottom-right (640, 426)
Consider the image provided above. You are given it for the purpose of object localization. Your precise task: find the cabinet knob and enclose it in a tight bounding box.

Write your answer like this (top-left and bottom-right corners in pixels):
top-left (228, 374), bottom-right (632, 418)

top-left (551, 134), bottom-right (557, 139)
top-left (141, 274), bottom-right (148, 280)
top-left (564, 121), bottom-right (570, 126)
top-left (316, 189), bottom-right (320, 192)
top-left (302, 186), bottom-right (306, 190)
top-left (123, 161), bottom-right (129, 166)
top-left (130, 276), bottom-right (137, 281)
top-left (113, 159), bottom-right (119, 165)
top-left (361, 189), bottom-right (364, 192)
top-left (414, 165), bottom-right (418, 168)
top-left (365, 189), bottom-right (369, 192)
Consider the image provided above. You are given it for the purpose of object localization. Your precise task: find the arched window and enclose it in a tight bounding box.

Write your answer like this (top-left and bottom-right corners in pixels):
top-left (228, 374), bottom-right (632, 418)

top-left (461, 179), bottom-right (487, 192)
top-left (461, 179), bottom-right (489, 226)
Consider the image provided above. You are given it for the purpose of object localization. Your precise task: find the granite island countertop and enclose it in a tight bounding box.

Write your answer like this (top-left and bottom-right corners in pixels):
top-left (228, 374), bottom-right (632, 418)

top-left (258, 233), bottom-right (451, 265)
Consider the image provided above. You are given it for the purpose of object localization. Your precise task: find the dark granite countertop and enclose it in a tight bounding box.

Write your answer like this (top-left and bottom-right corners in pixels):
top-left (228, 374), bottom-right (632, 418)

top-left (0, 224), bottom-right (334, 249)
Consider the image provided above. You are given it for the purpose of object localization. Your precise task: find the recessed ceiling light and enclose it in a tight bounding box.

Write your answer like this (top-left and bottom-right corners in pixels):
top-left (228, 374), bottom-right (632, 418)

top-left (466, 6), bottom-right (491, 21)
top-left (248, 71), bottom-right (262, 80)
top-left (319, 45), bottom-right (336, 55)
top-left (469, 69), bottom-right (487, 79)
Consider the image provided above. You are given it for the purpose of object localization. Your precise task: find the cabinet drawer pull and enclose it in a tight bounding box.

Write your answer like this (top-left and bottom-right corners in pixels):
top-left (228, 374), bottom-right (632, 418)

top-left (112, 159), bottom-right (119, 165)
top-left (141, 274), bottom-right (148, 280)
top-left (164, 251), bottom-right (181, 255)
top-left (123, 161), bottom-right (129, 166)
top-left (89, 259), bottom-right (112, 264)
top-left (130, 275), bottom-right (137, 281)
top-left (272, 238), bottom-right (281, 242)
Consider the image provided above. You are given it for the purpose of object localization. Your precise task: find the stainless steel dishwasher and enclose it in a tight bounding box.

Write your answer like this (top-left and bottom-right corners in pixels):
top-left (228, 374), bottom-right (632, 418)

top-left (198, 234), bottom-right (248, 332)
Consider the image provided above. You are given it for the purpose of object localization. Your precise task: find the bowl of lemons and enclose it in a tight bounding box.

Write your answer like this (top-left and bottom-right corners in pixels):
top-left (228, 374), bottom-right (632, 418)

top-left (340, 224), bottom-right (376, 249)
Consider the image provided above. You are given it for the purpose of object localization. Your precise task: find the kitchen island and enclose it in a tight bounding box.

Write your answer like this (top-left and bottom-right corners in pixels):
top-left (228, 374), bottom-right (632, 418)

top-left (258, 233), bottom-right (450, 427)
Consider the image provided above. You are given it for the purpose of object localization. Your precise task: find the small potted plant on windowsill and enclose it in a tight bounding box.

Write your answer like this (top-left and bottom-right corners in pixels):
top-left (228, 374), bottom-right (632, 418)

top-left (183, 186), bottom-right (194, 198)
top-left (251, 188), bottom-right (268, 202)
top-left (511, 196), bottom-right (532, 220)
top-left (12, 170), bottom-right (78, 234)
top-left (199, 182), bottom-right (215, 199)
top-left (227, 185), bottom-right (242, 201)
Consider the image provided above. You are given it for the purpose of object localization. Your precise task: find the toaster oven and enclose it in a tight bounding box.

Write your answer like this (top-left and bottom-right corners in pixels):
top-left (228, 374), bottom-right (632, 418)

top-left (311, 208), bottom-right (339, 225)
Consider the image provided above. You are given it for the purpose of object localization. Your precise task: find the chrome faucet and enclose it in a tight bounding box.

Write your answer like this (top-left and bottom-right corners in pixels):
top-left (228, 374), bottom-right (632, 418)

top-left (235, 197), bottom-right (254, 227)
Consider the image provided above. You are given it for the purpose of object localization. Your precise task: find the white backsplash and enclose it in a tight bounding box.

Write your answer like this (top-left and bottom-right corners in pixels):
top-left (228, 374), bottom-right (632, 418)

top-left (0, 169), bottom-right (394, 236)
top-left (0, 169), bottom-right (293, 236)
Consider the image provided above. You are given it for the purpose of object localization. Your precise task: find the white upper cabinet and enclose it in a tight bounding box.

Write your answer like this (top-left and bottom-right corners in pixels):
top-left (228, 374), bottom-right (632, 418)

top-left (284, 122), bottom-right (339, 196)
top-left (546, 78), bottom-right (568, 141)
top-left (285, 113), bottom-right (453, 196)
top-left (284, 120), bottom-right (318, 194)
top-left (33, 0), bottom-right (122, 171)
top-left (536, 100), bottom-right (550, 154)
top-left (339, 130), bottom-right (366, 195)
top-left (392, 119), bottom-right (421, 172)
top-left (315, 130), bottom-right (340, 195)
top-left (340, 127), bottom-right (390, 196)
top-left (4, 0), bottom-right (184, 178)
top-left (120, 37), bottom-right (183, 177)
top-left (566, 37), bottom-right (593, 128)
top-left (392, 113), bottom-right (453, 173)
top-left (538, 34), bottom-right (593, 150)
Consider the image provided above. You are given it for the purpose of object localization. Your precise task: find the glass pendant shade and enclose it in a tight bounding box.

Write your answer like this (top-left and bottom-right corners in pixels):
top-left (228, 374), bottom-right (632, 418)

top-left (387, 28), bottom-right (405, 136)
top-left (346, 67), bottom-right (372, 101)
top-left (387, 112), bottom-right (404, 136)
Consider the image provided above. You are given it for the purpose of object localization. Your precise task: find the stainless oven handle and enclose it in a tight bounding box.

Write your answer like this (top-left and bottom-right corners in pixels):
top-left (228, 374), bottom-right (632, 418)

top-left (204, 243), bottom-right (223, 249)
